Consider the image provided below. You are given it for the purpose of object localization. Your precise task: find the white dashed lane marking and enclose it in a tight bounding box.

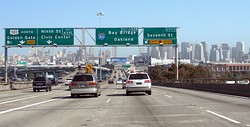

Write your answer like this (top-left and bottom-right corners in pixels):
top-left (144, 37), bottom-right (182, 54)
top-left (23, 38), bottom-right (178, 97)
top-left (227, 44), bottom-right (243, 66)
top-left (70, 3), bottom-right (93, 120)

top-left (106, 98), bottom-right (111, 104)
top-left (164, 94), bottom-right (173, 98)
top-left (206, 110), bottom-right (241, 124)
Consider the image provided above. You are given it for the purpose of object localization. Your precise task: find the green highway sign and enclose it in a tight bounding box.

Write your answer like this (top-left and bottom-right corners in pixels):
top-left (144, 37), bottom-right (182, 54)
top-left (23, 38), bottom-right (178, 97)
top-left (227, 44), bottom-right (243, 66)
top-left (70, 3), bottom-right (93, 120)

top-left (143, 27), bottom-right (177, 44)
top-left (96, 28), bottom-right (138, 45)
top-left (5, 28), bottom-right (74, 46)
top-left (122, 64), bottom-right (131, 68)
top-left (5, 28), bottom-right (38, 45)
top-left (38, 28), bottom-right (74, 45)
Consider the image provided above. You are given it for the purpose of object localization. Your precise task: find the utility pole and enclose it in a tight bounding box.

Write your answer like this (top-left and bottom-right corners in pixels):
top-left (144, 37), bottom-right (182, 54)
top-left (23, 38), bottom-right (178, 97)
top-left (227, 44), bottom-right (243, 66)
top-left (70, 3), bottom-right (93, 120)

top-left (4, 47), bottom-right (8, 83)
top-left (97, 12), bottom-right (104, 80)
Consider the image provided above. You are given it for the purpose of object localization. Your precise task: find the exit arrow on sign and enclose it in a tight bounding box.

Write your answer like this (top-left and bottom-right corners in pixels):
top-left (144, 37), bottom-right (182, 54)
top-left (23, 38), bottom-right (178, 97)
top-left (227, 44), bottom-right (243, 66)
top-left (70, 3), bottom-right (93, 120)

top-left (149, 40), bottom-right (172, 44)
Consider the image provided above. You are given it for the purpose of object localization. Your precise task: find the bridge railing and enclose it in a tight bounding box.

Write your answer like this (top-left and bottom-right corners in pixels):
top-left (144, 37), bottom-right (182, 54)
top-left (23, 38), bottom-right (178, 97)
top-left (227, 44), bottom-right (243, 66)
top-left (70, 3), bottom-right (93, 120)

top-left (0, 81), bottom-right (33, 91)
top-left (152, 78), bottom-right (250, 97)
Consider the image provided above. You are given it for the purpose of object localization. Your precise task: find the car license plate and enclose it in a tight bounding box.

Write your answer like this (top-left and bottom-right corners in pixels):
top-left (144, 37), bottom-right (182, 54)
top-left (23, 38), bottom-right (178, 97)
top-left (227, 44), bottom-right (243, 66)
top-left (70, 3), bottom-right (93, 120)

top-left (136, 82), bottom-right (142, 85)
top-left (37, 83), bottom-right (43, 85)
top-left (80, 85), bottom-right (86, 88)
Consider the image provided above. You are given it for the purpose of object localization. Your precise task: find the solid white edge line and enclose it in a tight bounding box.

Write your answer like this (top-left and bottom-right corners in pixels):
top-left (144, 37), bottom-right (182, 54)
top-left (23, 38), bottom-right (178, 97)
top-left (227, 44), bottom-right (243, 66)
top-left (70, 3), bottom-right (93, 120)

top-left (0, 93), bottom-right (52, 105)
top-left (0, 91), bottom-right (62, 105)
top-left (164, 94), bottom-right (173, 98)
top-left (206, 110), bottom-right (241, 124)
top-left (106, 98), bottom-right (111, 103)
top-left (0, 99), bottom-right (57, 115)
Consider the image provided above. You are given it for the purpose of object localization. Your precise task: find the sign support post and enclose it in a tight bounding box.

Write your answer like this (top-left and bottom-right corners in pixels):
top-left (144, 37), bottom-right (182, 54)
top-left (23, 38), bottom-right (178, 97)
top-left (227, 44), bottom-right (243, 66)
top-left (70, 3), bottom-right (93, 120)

top-left (175, 45), bottom-right (179, 80)
top-left (4, 47), bottom-right (8, 83)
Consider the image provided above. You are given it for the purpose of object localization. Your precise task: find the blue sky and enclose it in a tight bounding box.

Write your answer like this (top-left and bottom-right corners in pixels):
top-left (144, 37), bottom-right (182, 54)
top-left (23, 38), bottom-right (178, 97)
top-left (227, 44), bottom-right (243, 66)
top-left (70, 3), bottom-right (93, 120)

top-left (1, 0), bottom-right (250, 56)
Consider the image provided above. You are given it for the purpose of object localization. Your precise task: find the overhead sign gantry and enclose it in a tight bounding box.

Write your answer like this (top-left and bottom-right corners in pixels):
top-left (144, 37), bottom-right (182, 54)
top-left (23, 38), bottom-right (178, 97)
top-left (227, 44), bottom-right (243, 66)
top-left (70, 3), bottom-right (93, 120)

top-left (5, 28), bottom-right (74, 46)
top-left (143, 27), bottom-right (177, 45)
top-left (95, 27), bottom-right (138, 46)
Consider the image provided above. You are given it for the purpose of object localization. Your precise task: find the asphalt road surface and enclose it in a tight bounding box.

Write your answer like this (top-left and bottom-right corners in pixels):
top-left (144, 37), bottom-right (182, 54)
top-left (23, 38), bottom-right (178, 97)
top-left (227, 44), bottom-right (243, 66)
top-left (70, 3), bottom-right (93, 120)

top-left (0, 82), bottom-right (250, 127)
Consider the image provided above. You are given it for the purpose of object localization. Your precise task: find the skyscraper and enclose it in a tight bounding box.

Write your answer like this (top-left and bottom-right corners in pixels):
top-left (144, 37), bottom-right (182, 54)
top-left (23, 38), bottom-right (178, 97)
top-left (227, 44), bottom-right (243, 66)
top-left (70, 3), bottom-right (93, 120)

top-left (201, 41), bottom-right (209, 62)
top-left (221, 43), bottom-right (230, 61)
top-left (181, 42), bottom-right (190, 59)
top-left (236, 41), bottom-right (244, 62)
top-left (194, 43), bottom-right (205, 61)
top-left (151, 46), bottom-right (160, 59)
top-left (210, 44), bottom-right (222, 62)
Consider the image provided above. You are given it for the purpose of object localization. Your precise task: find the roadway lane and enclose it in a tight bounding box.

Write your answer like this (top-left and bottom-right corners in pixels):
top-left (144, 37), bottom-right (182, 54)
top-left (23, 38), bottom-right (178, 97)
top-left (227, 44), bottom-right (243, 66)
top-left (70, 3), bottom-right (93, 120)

top-left (0, 83), bottom-right (249, 127)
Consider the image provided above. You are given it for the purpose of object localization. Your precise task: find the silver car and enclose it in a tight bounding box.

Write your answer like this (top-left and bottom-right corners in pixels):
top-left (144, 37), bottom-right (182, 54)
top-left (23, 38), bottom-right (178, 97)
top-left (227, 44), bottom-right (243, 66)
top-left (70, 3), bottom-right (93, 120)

top-left (126, 72), bottom-right (151, 95)
top-left (70, 74), bottom-right (101, 97)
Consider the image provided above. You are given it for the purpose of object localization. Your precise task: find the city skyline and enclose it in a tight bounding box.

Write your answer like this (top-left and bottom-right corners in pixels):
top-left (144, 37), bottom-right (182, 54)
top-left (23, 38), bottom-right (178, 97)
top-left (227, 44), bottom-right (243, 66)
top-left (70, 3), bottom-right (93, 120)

top-left (1, 0), bottom-right (250, 57)
top-left (2, 41), bottom-right (250, 66)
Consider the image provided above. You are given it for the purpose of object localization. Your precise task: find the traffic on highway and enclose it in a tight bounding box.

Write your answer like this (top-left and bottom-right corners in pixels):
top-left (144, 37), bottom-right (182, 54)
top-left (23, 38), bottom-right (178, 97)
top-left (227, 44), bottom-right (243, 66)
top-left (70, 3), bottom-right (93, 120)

top-left (0, 68), bottom-right (250, 127)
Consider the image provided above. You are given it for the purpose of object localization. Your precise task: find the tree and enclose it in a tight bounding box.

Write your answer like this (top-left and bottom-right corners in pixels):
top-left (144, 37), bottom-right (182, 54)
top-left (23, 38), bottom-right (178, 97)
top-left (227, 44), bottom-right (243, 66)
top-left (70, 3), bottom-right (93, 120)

top-left (148, 64), bottom-right (211, 80)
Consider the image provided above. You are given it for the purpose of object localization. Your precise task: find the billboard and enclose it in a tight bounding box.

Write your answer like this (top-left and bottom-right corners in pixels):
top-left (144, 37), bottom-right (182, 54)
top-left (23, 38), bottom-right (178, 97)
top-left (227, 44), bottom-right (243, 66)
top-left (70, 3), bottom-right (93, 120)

top-left (134, 56), bottom-right (151, 65)
top-left (110, 57), bottom-right (127, 64)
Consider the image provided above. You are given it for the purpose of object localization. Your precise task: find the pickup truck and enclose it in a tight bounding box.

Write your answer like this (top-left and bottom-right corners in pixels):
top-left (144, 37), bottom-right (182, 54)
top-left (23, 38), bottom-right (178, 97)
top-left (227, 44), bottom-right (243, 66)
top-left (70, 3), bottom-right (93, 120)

top-left (33, 76), bottom-right (52, 92)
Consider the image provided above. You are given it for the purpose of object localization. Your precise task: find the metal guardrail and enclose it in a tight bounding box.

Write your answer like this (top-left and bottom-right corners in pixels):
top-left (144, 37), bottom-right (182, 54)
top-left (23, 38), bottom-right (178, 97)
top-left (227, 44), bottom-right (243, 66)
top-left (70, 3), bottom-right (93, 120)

top-left (0, 81), bottom-right (32, 91)
top-left (152, 79), bottom-right (250, 97)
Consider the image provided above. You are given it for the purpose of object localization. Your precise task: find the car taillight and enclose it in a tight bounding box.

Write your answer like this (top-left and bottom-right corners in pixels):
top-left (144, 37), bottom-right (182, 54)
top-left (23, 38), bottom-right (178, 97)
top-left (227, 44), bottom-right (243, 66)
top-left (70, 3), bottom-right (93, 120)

top-left (127, 80), bottom-right (133, 84)
top-left (144, 80), bottom-right (151, 83)
top-left (70, 82), bottom-right (77, 86)
top-left (88, 82), bottom-right (97, 85)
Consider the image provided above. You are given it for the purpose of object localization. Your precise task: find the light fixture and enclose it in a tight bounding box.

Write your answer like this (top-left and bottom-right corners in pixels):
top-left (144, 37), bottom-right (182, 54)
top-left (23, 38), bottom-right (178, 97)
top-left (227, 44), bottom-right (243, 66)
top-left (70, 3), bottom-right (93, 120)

top-left (53, 43), bottom-right (57, 47)
top-left (126, 43), bottom-right (130, 47)
top-left (104, 43), bottom-right (108, 46)
top-left (159, 42), bottom-right (163, 46)
top-left (17, 44), bottom-right (22, 48)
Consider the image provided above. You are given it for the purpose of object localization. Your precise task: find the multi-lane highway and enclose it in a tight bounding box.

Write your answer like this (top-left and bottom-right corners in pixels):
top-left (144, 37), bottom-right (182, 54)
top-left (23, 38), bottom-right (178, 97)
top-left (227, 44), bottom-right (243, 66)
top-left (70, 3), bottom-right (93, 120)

top-left (0, 82), bottom-right (250, 127)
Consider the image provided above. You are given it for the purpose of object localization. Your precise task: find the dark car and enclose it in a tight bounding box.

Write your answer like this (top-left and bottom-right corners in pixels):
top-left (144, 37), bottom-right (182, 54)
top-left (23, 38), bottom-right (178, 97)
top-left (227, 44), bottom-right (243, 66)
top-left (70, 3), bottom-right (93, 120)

top-left (33, 76), bottom-right (52, 92)
top-left (108, 78), bottom-right (114, 84)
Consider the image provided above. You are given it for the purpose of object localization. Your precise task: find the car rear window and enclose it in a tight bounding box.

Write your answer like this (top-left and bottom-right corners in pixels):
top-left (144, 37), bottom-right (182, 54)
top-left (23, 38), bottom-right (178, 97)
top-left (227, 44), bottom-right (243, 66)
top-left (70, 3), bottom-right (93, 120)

top-left (73, 75), bottom-right (93, 81)
top-left (129, 74), bottom-right (149, 80)
top-left (34, 77), bottom-right (46, 81)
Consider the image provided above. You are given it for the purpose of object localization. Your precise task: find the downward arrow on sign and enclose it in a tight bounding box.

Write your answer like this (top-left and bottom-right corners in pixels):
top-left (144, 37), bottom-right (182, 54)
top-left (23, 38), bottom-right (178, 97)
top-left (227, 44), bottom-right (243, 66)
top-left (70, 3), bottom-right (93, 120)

top-left (46, 40), bottom-right (52, 44)
top-left (19, 40), bottom-right (25, 44)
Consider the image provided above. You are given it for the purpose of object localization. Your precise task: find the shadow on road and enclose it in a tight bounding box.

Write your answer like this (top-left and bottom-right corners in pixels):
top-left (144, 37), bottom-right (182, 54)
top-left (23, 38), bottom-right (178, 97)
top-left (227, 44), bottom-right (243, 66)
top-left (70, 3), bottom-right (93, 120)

top-left (106, 93), bottom-right (146, 97)
top-left (52, 95), bottom-right (98, 99)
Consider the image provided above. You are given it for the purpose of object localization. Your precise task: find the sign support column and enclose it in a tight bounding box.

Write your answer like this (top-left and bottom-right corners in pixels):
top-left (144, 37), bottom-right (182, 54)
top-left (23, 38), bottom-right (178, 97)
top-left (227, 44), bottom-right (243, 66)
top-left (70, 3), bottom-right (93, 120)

top-left (4, 47), bottom-right (8, 83)
top-left (81, 29), bottom-right (86, 64)
top-left (175, 45), bottom-right (179, 80)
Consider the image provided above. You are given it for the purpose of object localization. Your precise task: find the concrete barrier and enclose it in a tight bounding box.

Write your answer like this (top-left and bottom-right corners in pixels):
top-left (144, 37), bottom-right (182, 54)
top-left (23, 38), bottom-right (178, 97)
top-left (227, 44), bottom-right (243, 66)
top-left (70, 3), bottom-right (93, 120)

top-left (0, 82), bottom-right (32, 91)
top-left (152, 80), bottom-right (250, 97)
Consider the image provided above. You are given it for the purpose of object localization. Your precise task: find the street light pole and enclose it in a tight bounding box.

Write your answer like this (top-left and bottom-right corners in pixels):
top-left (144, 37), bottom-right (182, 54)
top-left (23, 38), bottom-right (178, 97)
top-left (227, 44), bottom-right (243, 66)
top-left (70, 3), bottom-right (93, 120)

top-left (97, 12), bottom-right (104, 81)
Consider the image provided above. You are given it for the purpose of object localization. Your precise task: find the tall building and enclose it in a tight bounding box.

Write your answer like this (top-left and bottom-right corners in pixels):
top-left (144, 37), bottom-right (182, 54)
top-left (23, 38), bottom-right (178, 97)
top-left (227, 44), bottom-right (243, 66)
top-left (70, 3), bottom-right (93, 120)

top-left (231, 47), bottom-right (236, 62)
top-left (166, 47), bottom-right (175, 59)
top-left (151, 46), bottom-right (160, 59)
top-left (210, 44), bottom-right (222, 62)
top-left (189, 44), bottom-right (195, 61)
top-left (201, 41), bottom-right (209, 62)
top-left (221, 43), bottom-right (231, 61)
top-left (194, 43), bottom-right (205, 61)
top-left (181, 42), bottom-right (190, 59)
top-left (236, 41), bottom-right (244, 62)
